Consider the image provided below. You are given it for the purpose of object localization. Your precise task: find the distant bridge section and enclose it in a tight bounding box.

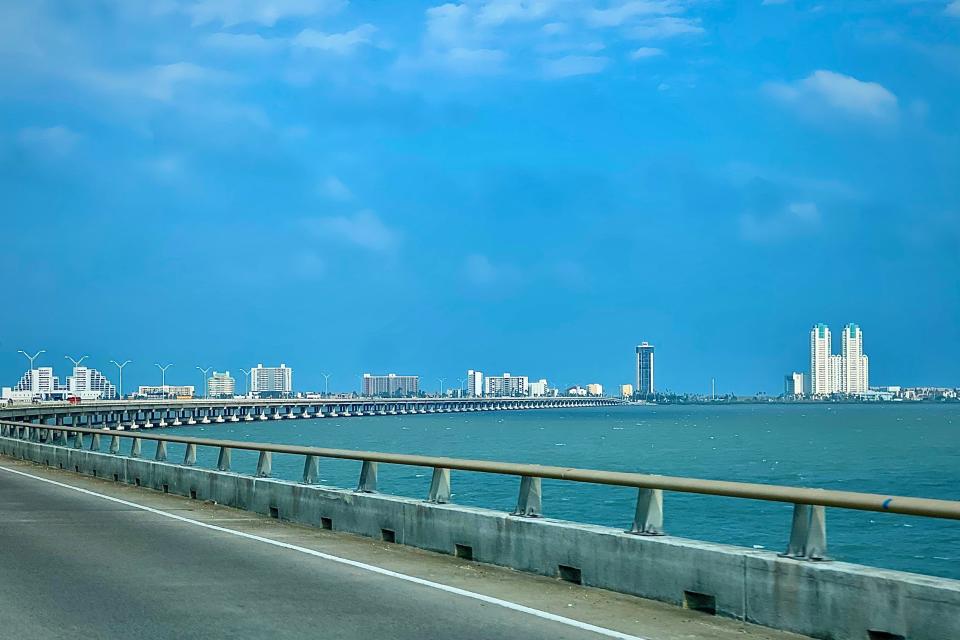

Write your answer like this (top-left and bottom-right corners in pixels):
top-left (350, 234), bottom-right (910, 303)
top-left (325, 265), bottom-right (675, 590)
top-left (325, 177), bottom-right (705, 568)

top-left (0, 396), bottom-right (618, 430)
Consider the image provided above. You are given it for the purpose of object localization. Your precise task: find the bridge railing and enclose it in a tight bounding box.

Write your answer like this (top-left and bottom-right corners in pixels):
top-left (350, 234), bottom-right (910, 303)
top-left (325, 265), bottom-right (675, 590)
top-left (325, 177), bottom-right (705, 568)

top-left (2, 420), bottom-right (958, 561)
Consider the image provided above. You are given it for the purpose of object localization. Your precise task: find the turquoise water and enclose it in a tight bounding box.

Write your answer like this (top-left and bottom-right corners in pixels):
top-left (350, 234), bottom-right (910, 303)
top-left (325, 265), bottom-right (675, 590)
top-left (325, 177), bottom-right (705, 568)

top-left (159, 404), bottom-right (960, 580)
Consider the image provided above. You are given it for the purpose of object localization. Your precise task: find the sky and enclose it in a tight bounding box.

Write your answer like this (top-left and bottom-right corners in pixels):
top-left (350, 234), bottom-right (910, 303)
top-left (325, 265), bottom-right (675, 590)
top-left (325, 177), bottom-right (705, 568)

top-left (1, 0), bottom-right (959, 395)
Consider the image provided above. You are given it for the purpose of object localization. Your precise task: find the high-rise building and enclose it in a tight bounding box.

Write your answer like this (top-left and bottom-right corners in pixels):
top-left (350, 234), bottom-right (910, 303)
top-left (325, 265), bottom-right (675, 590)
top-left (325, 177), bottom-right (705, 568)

top-left (527, 379), bottom-right (548, 396)
top-left (67, 366), bottom-right (117, 399)
top-left (620, 383), bottom-right (634, 398)
top-left (784, 372), bottom-right (805, 397)
top-left (809, 324), bottom-right (833, 396)
top-left (13, 367), bottom-right (60, 395)
top-left (362, 373), bottom-right (419, 396)
top-left (586, 383), bottom-right (603, 396)
top-left (485, 373), bottom-right (528, 397)
top-left (829, 354), bottom-right (844, 395)
top-left (635, 342), bottom-right (655, 397)
top-left (841, 323), bottom-right (869, 394)
top-left (466, 370), bottom-right (484, 397)
top-left (207, 371), bottom-right (236, 398)
top-left (250, 363), bottom-right (292, 397)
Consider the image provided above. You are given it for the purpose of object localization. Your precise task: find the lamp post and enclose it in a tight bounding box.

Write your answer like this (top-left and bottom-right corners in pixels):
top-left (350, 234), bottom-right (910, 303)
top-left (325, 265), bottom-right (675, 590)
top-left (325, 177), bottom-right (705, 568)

top-left (240, 369), bottom-right (250, 397)
top-left (321, 373), bottom-right (331, 397)
top-left (458, 377), bottom-right (466, 398)
top-left (17, 349), bottom-right (45, 370)
top-left (17, 349), bottom-right (45, 396)
top-left (64, 354), bottom-right (88, 369)
top-left (438, 377), bottom-right (446, 398)
top-left (196, 366), bottom-right (211, 399)
top-left (154, 363), bottom-right (172, 399)
top-left (110, 360), bottom-right (131, 400)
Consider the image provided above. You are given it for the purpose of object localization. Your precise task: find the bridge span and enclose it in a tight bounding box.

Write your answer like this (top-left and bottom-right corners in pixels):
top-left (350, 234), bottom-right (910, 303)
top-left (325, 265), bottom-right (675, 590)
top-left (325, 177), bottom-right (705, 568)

top-left (0, 396), bottom-right (617, 430)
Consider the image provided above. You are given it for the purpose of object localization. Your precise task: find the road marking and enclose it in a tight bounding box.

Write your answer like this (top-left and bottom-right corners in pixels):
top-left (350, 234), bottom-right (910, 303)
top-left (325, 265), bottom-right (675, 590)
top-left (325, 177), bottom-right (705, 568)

top-left (0, 463), bottom-right (647, 640)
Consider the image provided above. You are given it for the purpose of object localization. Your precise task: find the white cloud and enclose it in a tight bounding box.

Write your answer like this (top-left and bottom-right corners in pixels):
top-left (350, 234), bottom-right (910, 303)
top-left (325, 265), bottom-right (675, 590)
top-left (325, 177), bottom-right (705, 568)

top-left (766, 70), bottom-right (899, 124)
top-left (321, 176), bottom-right (353, 201)
top-left (204, 32), bottom-right (284, 53)
top-left (476, 0), bottom-right (559, 26)
top-left (306, 210), bottom-right (399, 251)
top-left (18, 125), bottom-right (80, 156)
top-left (83, 62), bottom-right (233, 102)
top-left (293, 24), bottom-right (377, 55)
top-left (542, 22), bottom-right (568, 35)
top-left (181, 0), bottom-right (345, 27)
top-left (946, 1), bottom-right (960, 17)
top-left (543, 54), bottom-right (608, 78)
top-left (628, 16), bottom-right (703, 39)
top-left (740, 202), bottom-right (821, 243)
top-left (586, 1), bottom-right (681, 28)
top-left (426, 3), bottom-right (472, 46)
top-left (629, 46), bottom-right (664, 59)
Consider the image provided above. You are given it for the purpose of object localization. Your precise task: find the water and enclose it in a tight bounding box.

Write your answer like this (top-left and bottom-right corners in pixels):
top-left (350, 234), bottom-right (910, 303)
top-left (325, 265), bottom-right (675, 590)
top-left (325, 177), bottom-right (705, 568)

top-left (158, 403), bottom-right (960, 580)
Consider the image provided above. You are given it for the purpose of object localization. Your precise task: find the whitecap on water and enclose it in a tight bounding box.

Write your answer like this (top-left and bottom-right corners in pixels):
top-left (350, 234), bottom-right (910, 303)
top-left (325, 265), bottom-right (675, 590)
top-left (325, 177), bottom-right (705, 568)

top-left (555, 443), bottom-right (566, 446)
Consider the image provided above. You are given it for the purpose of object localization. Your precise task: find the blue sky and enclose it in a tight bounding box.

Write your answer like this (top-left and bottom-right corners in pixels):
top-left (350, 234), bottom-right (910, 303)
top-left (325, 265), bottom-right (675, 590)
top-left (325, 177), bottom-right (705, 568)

top-left (2, 0), bottom-right (958, 395)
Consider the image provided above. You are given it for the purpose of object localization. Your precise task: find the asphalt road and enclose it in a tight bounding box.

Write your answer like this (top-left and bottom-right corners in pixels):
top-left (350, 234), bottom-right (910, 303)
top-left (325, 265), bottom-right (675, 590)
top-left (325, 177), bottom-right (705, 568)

top-left (0, 458), bottom-right (809, 640)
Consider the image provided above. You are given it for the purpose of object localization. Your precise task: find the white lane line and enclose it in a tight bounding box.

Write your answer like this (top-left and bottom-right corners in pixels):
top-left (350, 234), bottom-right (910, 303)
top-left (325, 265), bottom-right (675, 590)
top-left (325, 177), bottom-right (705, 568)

top-left (0, 464), bottom-right (648, 640)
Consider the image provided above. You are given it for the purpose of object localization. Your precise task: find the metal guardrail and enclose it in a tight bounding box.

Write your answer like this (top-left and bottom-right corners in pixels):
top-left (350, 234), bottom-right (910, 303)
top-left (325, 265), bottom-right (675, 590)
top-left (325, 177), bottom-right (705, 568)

top-left (3, 420), bottom-right (959, 561)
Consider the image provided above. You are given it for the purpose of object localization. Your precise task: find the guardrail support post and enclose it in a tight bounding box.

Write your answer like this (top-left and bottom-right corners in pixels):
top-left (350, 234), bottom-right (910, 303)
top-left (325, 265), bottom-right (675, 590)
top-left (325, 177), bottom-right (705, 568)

top-left (130, 438), bottom-right (141, 458)
top-left (183, 443), bottom-right (197, 466)
top-left (629, 488), bottom-right (665, 535)
top-left (155, 441), bottom-right (167, 462)
top-left (302, 455), bottom-right (318, 484)
top-left (427, 467), bottom-right (451, 504)
top-left (72, 432), bottom-right (84, 449)
top-left (217, 447), bottom-right (232, 472)
top-left (357, 461), bottom-right (377, 493)
top-left (109, 435), bottom-right (120, 454)
top-left (513, 476), bottom-right (542, 517)
top-left (782, 504), bottom-right (827, 560)
top-left (90, 433), bottom-right (101, 452)
top-left (256, 451), bottom-right (271, 477)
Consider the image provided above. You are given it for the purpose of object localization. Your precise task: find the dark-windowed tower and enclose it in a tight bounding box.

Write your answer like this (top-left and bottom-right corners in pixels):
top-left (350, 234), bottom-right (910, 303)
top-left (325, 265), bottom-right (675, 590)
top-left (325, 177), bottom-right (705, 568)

top-left (635, 342), bottom-right (654, 398)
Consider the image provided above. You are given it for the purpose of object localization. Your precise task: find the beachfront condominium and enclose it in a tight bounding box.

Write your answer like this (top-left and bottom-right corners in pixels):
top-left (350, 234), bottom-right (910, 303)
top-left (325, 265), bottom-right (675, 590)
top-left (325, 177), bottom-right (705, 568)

top-left (809, 324), bottom-right (833, 395)
top-left (784, 372), bottom-right (805, 397)
top-left (466, 370), bottom-right (484, 397)
top-left (485, 373), bottom-right (528, 397)
top-left (67, 366), bottom-right (117, 400)
top-left (635, 342), bottom-right (655, 397)
top-left (362, 373), bottom-right (419, 397)
top-left (251, 363), bottom-right (293, 397)
top-left (809, 323), bottom-right (870, 395)
top-left (207, 371), bottom-right (236, 398)
top-left (841, 323), bottom-right (869, 394)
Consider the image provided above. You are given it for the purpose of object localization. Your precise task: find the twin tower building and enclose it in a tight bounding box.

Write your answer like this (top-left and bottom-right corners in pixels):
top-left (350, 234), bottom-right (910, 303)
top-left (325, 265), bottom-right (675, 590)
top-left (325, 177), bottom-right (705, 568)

top-left (810, 323), bottom-right (869, 396)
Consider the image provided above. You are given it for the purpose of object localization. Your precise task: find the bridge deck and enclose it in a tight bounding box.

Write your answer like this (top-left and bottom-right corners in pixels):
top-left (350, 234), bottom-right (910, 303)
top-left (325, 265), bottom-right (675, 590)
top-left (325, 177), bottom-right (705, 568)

top-left (0, 457), bottom-right (807, 640)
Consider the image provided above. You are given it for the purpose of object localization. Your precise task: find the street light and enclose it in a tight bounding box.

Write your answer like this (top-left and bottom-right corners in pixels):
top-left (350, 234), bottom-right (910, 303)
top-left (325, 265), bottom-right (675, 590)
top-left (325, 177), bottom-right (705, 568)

top-left (110, 360), bottom-right (131, 400)
top-left (458, 377), bottom-right (466, 398)
top-left (321, 372), bottom-right (332, 396)
top-left (196, 366), bottom-right (211, 399)
top-left (154, 363), bottom-right (172, 398)
top-left (64, 354), bottom-right (89, 369)
top-left (17, 349), bottom-right (45, 370)
top-left (240, 368), bottom-right (250, 397)
top-left (438, 377), bottom-right (446, 398)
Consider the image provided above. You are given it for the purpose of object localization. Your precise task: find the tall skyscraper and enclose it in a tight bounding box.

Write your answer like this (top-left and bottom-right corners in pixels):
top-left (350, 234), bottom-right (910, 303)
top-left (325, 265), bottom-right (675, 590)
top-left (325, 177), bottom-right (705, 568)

top-left (466, 370), bottom-right (484, 397)
top-left (841, 323), bottom-right (869, 393)
top-left (635, 342), bottom-right (655, 397)
top-left (250, 363), bottom-right (293, 397)
top-left (809, 324), bottom-right (832, 395)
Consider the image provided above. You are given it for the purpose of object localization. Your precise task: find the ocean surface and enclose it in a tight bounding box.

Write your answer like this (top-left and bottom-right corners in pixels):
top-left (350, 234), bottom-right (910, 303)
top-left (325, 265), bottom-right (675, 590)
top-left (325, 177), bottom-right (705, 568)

top-left (160, 403), bottom-right (960, 580)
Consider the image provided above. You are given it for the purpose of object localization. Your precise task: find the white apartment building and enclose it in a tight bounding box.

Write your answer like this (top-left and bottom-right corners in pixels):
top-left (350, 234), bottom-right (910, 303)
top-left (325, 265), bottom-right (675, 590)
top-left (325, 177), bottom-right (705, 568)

top-left (527, 379), bottom-right (548, 397)
top-left (586, 383), bottom-right (604, 396)
top-left (485, 373), bottom-right (528, 397)
top-left (830, 354), bottom-right (844, 395)
top-left (251, 363), bottom-right (293, 397)
top-left (810, 324), bottom-right (832, 395)
top-left (207, 371), bottom-right (236, 398)
top-left (841, 324), bottom-right (869, 394)
top-left (362, 373), bottom-right (419, 397)
top-left (784, 372), bottom-right (805, 396)
top-left (137, 385), bottom-right (194, 399)
top-left (67, 366), bottom-right (117, 400)
top-left (466, 370), bottom-right (484, 397)
top-left (13, 367), bottom-right (60, 395)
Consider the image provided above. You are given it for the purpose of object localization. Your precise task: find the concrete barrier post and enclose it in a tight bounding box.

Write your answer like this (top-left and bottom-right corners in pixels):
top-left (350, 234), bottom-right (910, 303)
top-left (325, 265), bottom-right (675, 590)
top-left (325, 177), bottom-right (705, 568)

top-left (130, 438), bottom-right (141, 458)
top-left (90, 433), bottom-right (101, 451)
top-left (109, 435), bottom-right (120, 454)
top-left (357, 461), bottom-right (378, 493)
top-left (630, 488), bottom-right (665, 535)
top-left (73, 432), bottom-right (84, 449)
top-left (783, 503), bottom-right (828, 560)
top-left (427, 467), bottom-right (451, 504)
top-left (513, 476), bottom-right (542, 517)
top-left (256, 451), bottom-right (272, 477)
top-left (183, 443), bottom-right (197, 466)
top-left (302, 455), bottom-right (318, 484)
top-left (217, 447), bottom-right (231, 472)
top-left (155, 441), bottom-right (168, 462)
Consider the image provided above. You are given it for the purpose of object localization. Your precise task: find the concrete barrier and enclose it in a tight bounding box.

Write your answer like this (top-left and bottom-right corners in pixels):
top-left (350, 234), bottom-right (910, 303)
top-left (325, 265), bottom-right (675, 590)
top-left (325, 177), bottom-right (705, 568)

top-left (2, 435), bottom-right (958, 640)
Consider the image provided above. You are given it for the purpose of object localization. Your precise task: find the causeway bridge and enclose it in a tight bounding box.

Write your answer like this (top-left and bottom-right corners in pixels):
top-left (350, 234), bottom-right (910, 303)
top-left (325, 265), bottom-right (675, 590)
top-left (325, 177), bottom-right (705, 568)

top-left (1, 412), bottom-right (958, 640)
top-left (0, 396), bottom-right (616, 430)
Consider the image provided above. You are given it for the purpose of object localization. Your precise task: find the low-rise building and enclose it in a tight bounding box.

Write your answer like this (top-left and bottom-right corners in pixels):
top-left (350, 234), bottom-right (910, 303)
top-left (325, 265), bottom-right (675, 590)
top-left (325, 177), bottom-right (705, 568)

top-left (485, 373), bottom-right (528, 397)
top-left (784, 372), bottom-right (805, 397)
top-left (362, 373), bottom-right (419, 397)
top-left (207, 371), bottom-right (236, 398)
top-left (586, 383), bottom-right (603, 396)
top-left (527, 379), bottom-right (549, 397)
top-left (620, 384), bottom-right (633, 398)
top-left (136, 385), bottom-right (195, 399)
